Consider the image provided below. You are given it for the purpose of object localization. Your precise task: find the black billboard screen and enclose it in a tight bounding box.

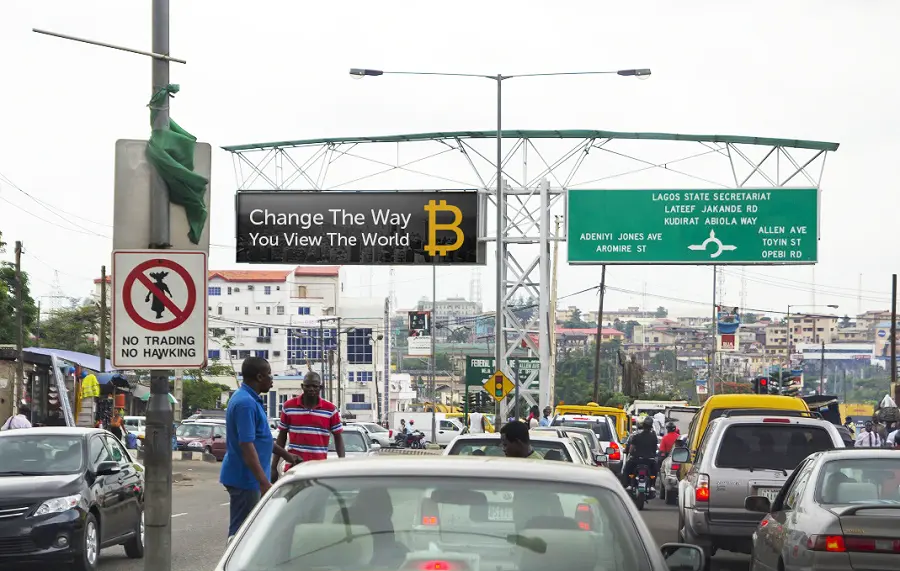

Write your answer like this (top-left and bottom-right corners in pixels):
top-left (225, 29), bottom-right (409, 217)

top-left (235, 191), bottom-right (482, 265)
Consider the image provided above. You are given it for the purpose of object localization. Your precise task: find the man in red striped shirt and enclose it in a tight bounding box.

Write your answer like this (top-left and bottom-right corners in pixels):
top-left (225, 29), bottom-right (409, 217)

top-left (272, 371), bottom-right (345, 480)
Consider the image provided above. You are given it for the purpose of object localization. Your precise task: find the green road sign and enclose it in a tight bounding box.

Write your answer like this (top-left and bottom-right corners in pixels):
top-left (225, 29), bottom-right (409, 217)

top-left (465, 356), bottom-right (539, 387)
top-left (567, 188), bottom-right (818, 265)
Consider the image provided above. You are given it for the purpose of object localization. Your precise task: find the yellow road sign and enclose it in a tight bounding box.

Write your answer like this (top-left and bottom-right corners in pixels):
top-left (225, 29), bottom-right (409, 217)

top-left (483, 370), bottom-right (515, 402)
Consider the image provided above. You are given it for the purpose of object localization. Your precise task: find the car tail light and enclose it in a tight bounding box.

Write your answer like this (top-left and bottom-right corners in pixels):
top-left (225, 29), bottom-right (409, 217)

top-left (389, 430), bottom-right (393, 438)
top-left (607, 441), bottom-right (621, 461)
top-left (808, 535), bottom-right (900, 553)
top-left (574, 503), bottom-right (593, 530)
top-left (671, 463), bottom-right (680, 471)
top-left (695, 473), bottom-right (710, 502)
top-left (762, 418), bottom-right (791, 423)
top-left (419, 561), bottom-right (457, 570)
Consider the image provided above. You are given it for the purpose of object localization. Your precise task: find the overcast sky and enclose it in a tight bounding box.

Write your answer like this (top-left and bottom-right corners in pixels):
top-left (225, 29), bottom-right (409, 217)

top-left (1, 0), bottom-right (897, 320)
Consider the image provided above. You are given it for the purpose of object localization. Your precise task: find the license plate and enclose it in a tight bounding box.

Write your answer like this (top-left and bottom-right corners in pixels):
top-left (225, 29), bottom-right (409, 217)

top-left (757, 488), bottom-right (780, 502)
top-left (488, 504), bottom-right (513, 522)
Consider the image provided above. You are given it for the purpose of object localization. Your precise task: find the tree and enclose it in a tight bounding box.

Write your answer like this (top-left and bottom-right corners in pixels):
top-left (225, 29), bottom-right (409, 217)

top-left (0, 263), bottom-right (38, 345)
top-left (0, 231), bottom-right (6, 253)
top-left (37, 303), bottom-right (108, 355)
top-left (840, 314), bottom-right (852, 328)
top-left (447, 327), bottom-right (470, 343)
top-left (177, 377), bottom-right (231, 417)
top-left (651, 349), bottom-right (677, 372)
top-left (623, 320), bottom-right (640, 342)
top-left (510, 295), bottom-right (537, 324)
top-left (563, 307), bottom-right (591, 328)
top-left (654, 306), bottom-right (668, 318)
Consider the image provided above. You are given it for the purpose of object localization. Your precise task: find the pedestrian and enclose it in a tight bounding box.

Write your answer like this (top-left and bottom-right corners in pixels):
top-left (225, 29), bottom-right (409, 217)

top-left (1, 404), bottom-right (32, 431)
top-left (272, 370), bottom-right (345, 481)
top-left (844, 416), bottom-right (856, 439)
top-left (855, 420), bottom-right (883, 448)
top-left (527, 405), bottom-right (540, 428)
top-left (538, 406), bottom-right (552, 427)
top-left (220, 357), bottom-right (300, 541)
top-left (468, 410), bottom-right (486, 434)
top-left (499, 421), bottom-right (542, 459)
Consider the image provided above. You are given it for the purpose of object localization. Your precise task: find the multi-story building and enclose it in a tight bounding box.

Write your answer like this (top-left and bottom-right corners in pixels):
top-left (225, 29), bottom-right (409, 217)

top-left (416, 297), bottom-right (482, 341)
top-left (856, 310), bottom-right (893, 338)
top-left (787, 314), bottom-right (838, 347)
top-left (764, 324), bottom-right (788, 358)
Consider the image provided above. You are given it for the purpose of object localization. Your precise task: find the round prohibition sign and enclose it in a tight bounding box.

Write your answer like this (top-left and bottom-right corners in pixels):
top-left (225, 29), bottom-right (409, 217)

top-left (123, 258), bottom-right (197, 332)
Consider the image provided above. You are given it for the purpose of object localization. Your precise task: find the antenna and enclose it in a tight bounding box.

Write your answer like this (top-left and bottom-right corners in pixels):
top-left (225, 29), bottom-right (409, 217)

top-left (740, 267), bottom-right (748, 313)
top-left (469, 268), bottom-right (483, 305)
top-left (717, 267), bottom-right (726, 306)
top-left (389, 268), bottom-right (397, 310)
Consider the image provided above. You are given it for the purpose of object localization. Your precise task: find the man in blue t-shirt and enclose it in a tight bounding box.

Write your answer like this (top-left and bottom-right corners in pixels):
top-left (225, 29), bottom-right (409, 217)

top-left (220, 357), bottom-right (299, 540)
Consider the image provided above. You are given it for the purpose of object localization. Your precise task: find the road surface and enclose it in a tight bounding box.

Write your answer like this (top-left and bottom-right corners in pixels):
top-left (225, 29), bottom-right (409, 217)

top-left (95, 470), bottom-right (750, 571)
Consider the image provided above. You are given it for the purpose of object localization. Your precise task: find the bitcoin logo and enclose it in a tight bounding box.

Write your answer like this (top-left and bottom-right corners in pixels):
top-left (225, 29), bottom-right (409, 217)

top-left (423, 199), bottom-right (465, 257)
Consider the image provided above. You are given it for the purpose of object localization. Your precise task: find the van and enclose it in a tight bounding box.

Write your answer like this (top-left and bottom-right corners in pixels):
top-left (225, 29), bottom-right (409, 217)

top-left (554, 403), bottom-right (630, 441)
top-left (678, 394), bottom-right (810, 478)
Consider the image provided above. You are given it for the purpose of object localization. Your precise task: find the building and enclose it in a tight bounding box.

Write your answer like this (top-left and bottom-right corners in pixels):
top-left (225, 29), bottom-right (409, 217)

top-left (416, 297), bottom-right (483, 341)
top-left (787, 314), bottom-right (838, 347)
top-left (764, 323), bottom-right (788, 358)
top-left (856, 310), bottom-right (893, 337)
top-left (834, 327), bottom-right (870, 343)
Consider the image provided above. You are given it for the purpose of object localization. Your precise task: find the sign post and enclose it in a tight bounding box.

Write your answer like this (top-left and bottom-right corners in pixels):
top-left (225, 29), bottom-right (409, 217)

top-left (112, 251), bottom-right (208, 369)
top-left (567, 188), bottom-right (819, 265)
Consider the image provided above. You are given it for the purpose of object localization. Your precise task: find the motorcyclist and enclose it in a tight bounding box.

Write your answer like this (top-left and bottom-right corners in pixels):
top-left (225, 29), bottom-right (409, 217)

top-left (658, 421), bottom-right (680, 459)
top-left (622, 416), bottom-right (660, 490)
top-left (406, 420), bottom-right (419, 446)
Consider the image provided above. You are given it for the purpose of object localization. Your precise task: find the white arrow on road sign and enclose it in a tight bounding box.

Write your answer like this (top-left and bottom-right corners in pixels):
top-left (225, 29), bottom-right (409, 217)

top-left (112, 250), bottom-right (208, 369)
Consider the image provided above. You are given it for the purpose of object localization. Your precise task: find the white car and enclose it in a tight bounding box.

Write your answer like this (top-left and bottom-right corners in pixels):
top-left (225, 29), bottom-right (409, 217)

top-left (277, 425), bottom-right (380, 476)
top-left (443, 433), bottom-right (593, 465)
top-left (215, 456), bottom-right (705, 571)
top-left (347, 421), bottom-right (393, 448)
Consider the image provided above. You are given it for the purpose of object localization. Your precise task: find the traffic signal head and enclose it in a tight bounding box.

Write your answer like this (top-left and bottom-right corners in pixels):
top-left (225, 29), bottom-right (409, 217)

top-left (494, 376), bottom-right (504, 397)
top-left (758, 377), bottom-right (768, 394)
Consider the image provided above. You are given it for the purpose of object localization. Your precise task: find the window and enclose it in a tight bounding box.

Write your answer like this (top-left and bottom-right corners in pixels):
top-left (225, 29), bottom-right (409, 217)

top-left (89, 436), bottom-right (113, 466)
top-left (213, 425), bottom-right (227, 439)
top-left (552, 418), bottom-right (612, 441)
top-left (297, 285), bottom-right (308, 298)
top-left (346, 328), bottom-right (373, 364)
top-left (714, 424), bottom-right (834, 472)
top-left (286, 327), bottom-right (337, 364)
top-left (209, 286), bottom-right (222, 296)
top-left (277, 306), bottom-right (285, 316)
top-left (298, 307), bottom-right (311, 315)
top-left (783, 462), bottom-right (812, 510)
top-left (273, 351), bottom-right (281, 357)
top-left (264, 286), bottom-right (272, 295)
top-left (255, 350), bottom-right (269, 359)
top-left (209, 350), bottom-right (221, 360)
top-left (351, 393), bottom-right (366, 403)
top-left (266, 307), bottom-right (271, 315)
top-left (217, 306), bottom-right (223, 315)
top-left (239, 350), bottom-right (251, 359)
top-left (244, 307), bottom-right (249, 315)
top-left (278, 394), bottom-right (290, 416)
top-left (104, 435), bottom-right (130, 465)
top-left (349, 371), bottom-right (373, 383)
top-left (815, 458), bottom-right (900, 504)
top-left (259, 327), bottom-right (272, 337)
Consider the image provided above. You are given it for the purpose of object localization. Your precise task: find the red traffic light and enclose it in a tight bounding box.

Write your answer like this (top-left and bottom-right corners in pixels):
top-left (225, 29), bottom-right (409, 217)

top-left (760, 378), bottom-right (767, 386)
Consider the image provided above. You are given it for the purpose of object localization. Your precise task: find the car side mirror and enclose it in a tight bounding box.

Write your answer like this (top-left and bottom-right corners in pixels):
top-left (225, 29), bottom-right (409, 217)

top-left (671, 447), bottom-right (690, 463)
top-left (660, 543), bottom-right (704, 571)
top-left (594, 453), bottom-right (608, 464)
top-left (95, 461), bottom-right (121, 476)
top-left (744, 495), bottom-right (772, 513)
top-left (605, 447), bottom-right (616, 455)
top-left (212, 434), bottom-right (222, 440)
top-left (371, 442), bottom-right (381, 450)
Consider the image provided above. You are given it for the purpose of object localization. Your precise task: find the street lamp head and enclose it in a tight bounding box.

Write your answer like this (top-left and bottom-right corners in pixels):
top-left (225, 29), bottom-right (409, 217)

top-left (617, 68), bottom-right (651, 77)
top-left (827, 304), bottom-right (839, 309)
top-left (349, 68), bottom-right (383, 77)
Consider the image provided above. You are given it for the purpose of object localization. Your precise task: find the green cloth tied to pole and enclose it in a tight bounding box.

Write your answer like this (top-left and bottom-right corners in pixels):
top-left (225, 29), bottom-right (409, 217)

top-left (146, 84), bottom-right (209, 245)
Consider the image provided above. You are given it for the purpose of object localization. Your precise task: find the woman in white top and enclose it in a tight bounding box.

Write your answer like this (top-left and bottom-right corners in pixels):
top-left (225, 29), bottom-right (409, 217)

top-left (468, 411), bottom-right (486, 433)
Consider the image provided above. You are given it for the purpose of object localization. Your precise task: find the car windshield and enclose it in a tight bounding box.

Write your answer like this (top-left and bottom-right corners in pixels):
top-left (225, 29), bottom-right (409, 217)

top-left (552, 418), bottom-right (613, 441)
top-left (666, 409), bottom-right (696, 434)
top-left (331, 431), bottom-right (366, 453)
top-left (124, 418), bottom-right (142, 428)
top-left (447, 439), bottom-right (573, 462)
top-left (177, 424), bottom-right (214, 438)
top-left (224, 476), bottom-right (649, 571)
top-left (362, 423), bottom-right (387, 433)
top-left (715, 424), bottom-right (834, 471)
top-left (816, 458), bottom-right (900, 504)
top-left (0, 435), bottom-right (84, 475)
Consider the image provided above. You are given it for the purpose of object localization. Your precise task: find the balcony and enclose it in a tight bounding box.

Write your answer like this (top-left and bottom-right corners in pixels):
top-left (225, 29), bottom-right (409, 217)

top-left (257, 337), bottom-right (272, 343)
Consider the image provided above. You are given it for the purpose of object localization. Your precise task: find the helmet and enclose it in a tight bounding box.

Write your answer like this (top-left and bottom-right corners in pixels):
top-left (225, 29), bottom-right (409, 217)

top-left (641, 416), bottom-right (654, 430)
top-left (666, 421), bottom-right (677, 433)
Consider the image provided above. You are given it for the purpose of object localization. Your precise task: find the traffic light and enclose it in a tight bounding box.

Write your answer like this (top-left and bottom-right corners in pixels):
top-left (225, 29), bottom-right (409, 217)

top-left (493, 374), bottom-right (504, 398)
top-left (753, 376), bottom-right (769, 394)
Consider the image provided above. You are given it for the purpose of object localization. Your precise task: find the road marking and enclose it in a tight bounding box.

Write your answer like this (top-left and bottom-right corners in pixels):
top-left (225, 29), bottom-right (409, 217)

top-left (172, 513), bottom-right (187, 518)
top-left (220, 502), bottom-right (230, 506)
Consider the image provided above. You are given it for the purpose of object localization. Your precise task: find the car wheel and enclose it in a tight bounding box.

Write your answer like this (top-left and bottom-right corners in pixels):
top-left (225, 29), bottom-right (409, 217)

top-left (124, 507), bottom-right (145, 559)
top-left (204, 446), bottom-right (212, 455)
top-left (73, 513), bottom-right (100, 571)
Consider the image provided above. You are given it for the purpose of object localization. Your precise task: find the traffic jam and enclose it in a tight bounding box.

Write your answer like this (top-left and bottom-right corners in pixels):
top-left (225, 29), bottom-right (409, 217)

top-left (2, 394), bottom-right (899, 571)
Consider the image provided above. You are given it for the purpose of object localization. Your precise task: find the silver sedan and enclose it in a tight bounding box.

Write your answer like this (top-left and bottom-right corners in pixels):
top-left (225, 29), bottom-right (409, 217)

top-left (745, 448), bottom-right (900, 571)
top-left (215, 455), bottom-right (705, 571)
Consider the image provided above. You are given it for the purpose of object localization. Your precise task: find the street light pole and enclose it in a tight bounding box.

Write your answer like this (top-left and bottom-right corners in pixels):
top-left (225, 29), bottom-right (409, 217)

top-left (349, 65), bottom-right (650, 426)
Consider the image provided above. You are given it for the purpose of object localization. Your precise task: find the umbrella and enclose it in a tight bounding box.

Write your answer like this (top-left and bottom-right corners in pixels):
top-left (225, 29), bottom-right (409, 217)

top-left (138, 392), bottom-right (179, 404)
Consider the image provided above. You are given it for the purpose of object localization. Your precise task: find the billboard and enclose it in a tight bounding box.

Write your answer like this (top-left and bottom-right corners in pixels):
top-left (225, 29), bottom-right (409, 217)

top-left (567, 188), bottom-right (818, 264)
top-left (716, 306), bottom-right (741, 352)
top-left (407, 311), bottom-right (432, 357)
top-left (235, 191), bottom-right (483, 265)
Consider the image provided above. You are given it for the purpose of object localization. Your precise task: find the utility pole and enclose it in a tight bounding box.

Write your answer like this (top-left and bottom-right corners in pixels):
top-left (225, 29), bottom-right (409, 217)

top-left (319, 320), bottom-right (326, 397)
top-left (99, 266), bottom-right (107, 373)
top-left (709, 266), bottom-right (717, 396)
top-left (336, 317), bottom-right (342, 410)
top-left (891, 273), bottom-right (897, 402)
top-left (592, 265), bottom-right (607, 402)
top-left (819, 338), bottom-right (826, 395)
top-left (14, 241), bottom-right (24, 411)
top-left (145, 2), bottom-right (174, 570)
top-left (431, 260), bottom-right (437, 442)
top-left (549, 216), bottom-right (560, 402)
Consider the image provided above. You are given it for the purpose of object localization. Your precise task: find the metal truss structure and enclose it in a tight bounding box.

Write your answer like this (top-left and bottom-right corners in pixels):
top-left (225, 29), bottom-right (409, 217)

top-left (224, 129), bottom-right (839, 413)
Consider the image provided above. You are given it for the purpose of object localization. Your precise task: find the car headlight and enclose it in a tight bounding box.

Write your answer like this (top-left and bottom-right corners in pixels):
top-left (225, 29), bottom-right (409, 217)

top-left (188, 441), bottom-right (203, 447)
top-left (34, 494), bottom-right (82, 517)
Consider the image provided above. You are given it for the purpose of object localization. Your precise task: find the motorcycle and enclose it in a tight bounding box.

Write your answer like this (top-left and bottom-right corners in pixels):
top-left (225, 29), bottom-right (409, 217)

top-left (628, 462), bottom-right (654, 511)
top-left (393, 430), bottom-right (426, 449)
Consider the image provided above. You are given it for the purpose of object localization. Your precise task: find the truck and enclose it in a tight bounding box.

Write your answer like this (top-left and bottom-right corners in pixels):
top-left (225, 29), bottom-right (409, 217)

top-left (387, 411), bottom-right (465, 447)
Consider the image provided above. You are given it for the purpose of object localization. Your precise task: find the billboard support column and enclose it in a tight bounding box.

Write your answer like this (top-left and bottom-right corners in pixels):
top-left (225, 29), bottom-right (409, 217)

top-left (538, 179), bottom-right (552, 410)
top-left (431, 260), bottom-right (437, 441)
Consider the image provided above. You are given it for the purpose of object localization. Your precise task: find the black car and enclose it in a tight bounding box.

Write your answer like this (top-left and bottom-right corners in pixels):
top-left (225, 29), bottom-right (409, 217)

top-left (0, 427), bottom-right (145, 570)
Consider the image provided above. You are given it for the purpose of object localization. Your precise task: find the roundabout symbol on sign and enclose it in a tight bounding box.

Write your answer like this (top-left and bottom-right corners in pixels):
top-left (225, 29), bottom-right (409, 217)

top-left (122, 258), bottom-right (197, 332)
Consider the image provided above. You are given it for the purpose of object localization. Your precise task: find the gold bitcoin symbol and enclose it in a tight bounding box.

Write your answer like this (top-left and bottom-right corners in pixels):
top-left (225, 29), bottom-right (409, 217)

top-left (423, 199), bottom-right (465, 257)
